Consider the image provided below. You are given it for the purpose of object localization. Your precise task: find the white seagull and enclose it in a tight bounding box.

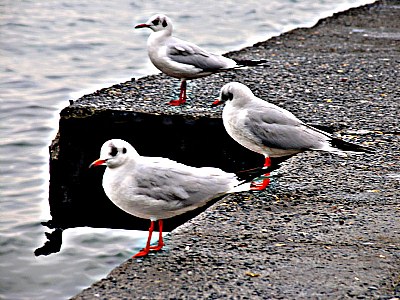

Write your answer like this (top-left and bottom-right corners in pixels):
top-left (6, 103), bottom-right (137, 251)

top-left (212, 82), bottom-right (373, 168)
top-left (135, 14), bottom-right (265, 106)
top-left (90, 139), bottom-right (251, 258)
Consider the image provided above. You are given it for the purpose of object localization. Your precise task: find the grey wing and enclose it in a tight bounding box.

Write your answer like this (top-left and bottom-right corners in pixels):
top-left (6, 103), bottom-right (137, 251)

top-left (135, 159), bottom-right (234, 208)
top-left (166, 38), bottom-right (231, 71)
top-left (245, 106), bottom-right (330, 150)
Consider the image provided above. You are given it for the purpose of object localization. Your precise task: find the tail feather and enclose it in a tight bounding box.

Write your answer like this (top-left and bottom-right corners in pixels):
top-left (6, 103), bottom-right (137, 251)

top-left (305, 123), bottom-right (375, 155)
top-left (330, 137), bottom-right (375, 154)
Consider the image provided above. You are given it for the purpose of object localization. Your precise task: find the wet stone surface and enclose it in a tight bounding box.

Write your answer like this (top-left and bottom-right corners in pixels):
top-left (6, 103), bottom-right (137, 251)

top-left (70, 1), bottom-right (399, 299)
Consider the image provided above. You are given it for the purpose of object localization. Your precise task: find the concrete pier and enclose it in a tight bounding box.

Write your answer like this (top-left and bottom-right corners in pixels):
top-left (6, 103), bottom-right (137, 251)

top-left (66, 1), bottom-right (399, 298)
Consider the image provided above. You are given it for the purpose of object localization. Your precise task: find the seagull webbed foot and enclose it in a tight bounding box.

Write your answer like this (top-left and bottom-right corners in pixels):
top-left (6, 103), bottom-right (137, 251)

top-left (168, 99), bottom-right (186, 106)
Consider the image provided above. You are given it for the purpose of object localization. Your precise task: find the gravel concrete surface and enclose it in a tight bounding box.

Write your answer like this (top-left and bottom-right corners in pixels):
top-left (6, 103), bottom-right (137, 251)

top-left (72, 1), bottom-right (399, 299)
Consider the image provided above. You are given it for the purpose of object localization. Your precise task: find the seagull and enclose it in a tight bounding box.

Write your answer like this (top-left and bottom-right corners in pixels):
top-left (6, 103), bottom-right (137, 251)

top-left (135, 14), bottom-right (266, 106)
top-left (212, 82), bottom-right (374, 175)
top-left (90, 139), bottom-right (252, 258)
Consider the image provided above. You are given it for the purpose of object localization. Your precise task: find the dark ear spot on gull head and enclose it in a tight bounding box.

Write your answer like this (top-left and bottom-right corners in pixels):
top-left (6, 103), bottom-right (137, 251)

top-left (162, 19), bottom-right (168, 27)
top-left (109, 145), bottom-right (118, 157)
top-left (222, 91), bottom-right (234, 102)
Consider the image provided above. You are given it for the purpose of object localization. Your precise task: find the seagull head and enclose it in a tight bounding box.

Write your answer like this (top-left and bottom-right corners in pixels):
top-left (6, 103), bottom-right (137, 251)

top-left (212, 82), bottom-right (254, 107)
top-left (90, 139), bottom-right (139, 169)
top-left (135, 14), bottom-right (173, 33)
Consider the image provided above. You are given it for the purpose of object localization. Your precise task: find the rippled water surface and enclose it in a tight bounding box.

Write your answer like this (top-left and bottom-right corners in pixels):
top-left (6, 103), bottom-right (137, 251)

top-left (0, 0), bottom-right (373, 299)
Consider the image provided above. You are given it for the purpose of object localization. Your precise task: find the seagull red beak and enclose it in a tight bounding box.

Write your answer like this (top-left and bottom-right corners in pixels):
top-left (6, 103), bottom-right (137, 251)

top-left (211, 99), bottom-right (223, 107)
top-left (89, 159), bottom-right (106, 168)
top-left (135, 23), bottom-right (150, 29)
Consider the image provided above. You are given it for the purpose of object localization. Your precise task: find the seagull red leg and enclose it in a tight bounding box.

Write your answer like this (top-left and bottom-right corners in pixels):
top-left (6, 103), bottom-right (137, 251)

top-left (250, 156), bottom-right (272, 191)
top-left (149, 219), bottom-right (165, 251)
top-left (133, 220), bottom-right (155, 258)
top-left (263, 156), bottom-right (272, 168)
top-left (169, 79), bottom-right (187, 106)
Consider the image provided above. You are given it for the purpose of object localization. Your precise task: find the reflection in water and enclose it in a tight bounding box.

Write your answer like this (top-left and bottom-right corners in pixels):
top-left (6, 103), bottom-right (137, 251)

top-left (35, 227), bottom-right (63, 256)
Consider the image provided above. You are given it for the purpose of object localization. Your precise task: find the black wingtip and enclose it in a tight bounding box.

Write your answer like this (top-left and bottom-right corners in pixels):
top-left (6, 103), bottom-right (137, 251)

top-left (330, 137), bottom-right (375, 154)
top-left (234, 58), bottom-right (268, 67)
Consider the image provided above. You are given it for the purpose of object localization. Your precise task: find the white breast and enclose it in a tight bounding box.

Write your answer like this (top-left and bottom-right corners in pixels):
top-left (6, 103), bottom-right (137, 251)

top-left (222, 103), bottom-right (265, 154)
top-left (147, 34), bottom-right (204, 79)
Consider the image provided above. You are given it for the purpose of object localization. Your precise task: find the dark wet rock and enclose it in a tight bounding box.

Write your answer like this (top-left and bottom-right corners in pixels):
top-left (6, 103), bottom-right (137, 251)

top-left (67, 0), bottom-right (399, 299)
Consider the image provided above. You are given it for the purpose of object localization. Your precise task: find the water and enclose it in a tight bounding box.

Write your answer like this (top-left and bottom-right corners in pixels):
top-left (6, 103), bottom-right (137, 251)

top-left (0, 0), bottom-right (373, 299)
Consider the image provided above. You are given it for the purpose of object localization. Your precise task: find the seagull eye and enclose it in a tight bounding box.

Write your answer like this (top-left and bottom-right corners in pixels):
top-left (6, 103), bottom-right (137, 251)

top-left (109, 146), bottom-right (118, 157)
top-left (152, 18), bottom-right (160, 26)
